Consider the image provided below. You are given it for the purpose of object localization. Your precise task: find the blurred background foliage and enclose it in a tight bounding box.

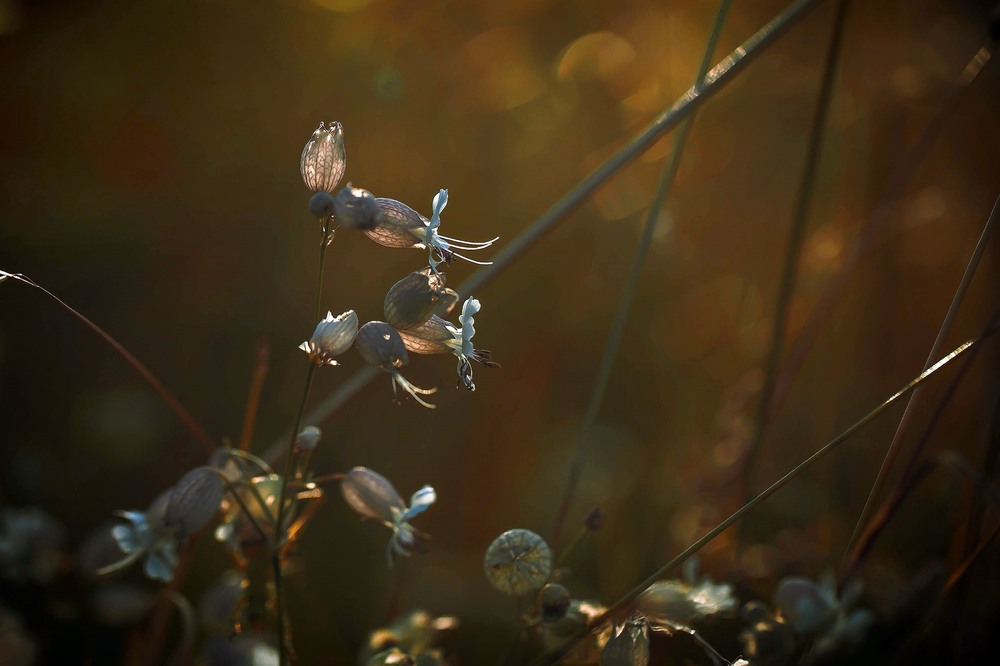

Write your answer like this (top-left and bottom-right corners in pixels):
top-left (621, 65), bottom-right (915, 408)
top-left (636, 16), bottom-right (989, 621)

top-left (1, 0), bottom-right (999, 662)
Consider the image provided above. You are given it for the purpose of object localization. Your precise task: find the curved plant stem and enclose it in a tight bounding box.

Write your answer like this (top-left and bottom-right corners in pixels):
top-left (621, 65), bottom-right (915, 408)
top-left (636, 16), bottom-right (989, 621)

top-left (533, 332), bottom-right (993, 665)
top-left (843, 194), bottom-right (1000, 563)
top-left (550, 0), bottom-right (734, 554)
top-left (272, 0), bottom-right (832, 453)
top-left (0, 269), bottom-right (215, 454)
top-left (739, 0), bottom-right (851, 519)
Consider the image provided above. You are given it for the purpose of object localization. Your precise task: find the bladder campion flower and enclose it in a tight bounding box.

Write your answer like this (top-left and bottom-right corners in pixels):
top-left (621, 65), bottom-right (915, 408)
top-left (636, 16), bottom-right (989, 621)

top-left (340, 467), bottom-right (436, 566)
top-left (397, 297), bottom-right (499, 391)
top-left (383, 268), bottom-right (459, 331)
top-left (299, 310), bottom-right (359, 366)
top-left (333, 187), bottom-right (498, 268)
top-left (354, 321), bottom-right (437, 408)
top-left (102, 490), bottom-right (180, 582)
top-left (300, 121), bottom-right (346, 194)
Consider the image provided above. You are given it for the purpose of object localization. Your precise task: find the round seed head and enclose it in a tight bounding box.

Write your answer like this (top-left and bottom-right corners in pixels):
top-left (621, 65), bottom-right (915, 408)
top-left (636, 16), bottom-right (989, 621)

top-left (539, 583), bottom-right (571, 623)
top-left (384, 268), bottom-right (459, 331)
top-left (333, 185), bottom-right (380, 231)
top-left (165, 466), bottom-right (224, 539)
top-left (309, 191), bottom-right (336, 218)
top-left (484, 529), bottom-right (552, 596)
top-left (340, 466), bottom-right (404, 524)
top-left (300, 121), bottom-right (346, 193)
top-left (355, 321), bottom-right (409, 370)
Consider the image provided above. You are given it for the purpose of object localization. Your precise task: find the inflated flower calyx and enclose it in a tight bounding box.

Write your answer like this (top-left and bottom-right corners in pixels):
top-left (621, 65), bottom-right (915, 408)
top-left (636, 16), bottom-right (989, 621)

top-left (384, 268), bottom-right (459, 331)
top-left (484, 529), bottom-right (552, 596)
top-left (333, 185), bottom-right (380, 231)
top-left (355, 321), bottom-right (409, 370)
top-left (165, 467), bottom-right (224, 539)
top-left (340, 467), bottom-right (405, 524)
top-left (355, 321), bottom-right (438, 408)
top-left (300, 121), bottom-right (346, 193)
top-left (539, 583), bottom-right (571, 623)
top-left (300, 310), bottom-right (359, 366)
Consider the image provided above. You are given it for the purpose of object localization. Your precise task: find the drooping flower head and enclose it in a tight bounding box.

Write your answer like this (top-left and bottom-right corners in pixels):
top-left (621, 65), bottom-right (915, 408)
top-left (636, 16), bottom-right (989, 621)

top-left (396, 297), bottom-right (499, 391)
top-left (101, 489), bottom-right (180, 582)
top-left (340, 467), bottom-right (436, 566)
top-left (331, 186), bottom-right (498, 269)
top-left (354, 321), bottom-right (437, 408)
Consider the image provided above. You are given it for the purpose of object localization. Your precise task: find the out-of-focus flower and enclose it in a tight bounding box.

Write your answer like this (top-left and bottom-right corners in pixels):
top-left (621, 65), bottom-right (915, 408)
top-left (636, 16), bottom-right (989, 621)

top-left (383, 268), bottom-right (459, 331)
top-left (0, 506), bottom-right (66, 584)
top-left (340, 467), bottom-right (436, 566)
top-left (397, 297), bottom-right (499, 391)
top-left (334, 187), bottom-right (498, 268)
top-left (365, 610), bottom-right (459, 663)
top-left (102, 490), bottom-right (180, 582)
top-left (300, 121), bottom-right (346, 194)
top-left (165, 466), bottom-right (224, 539)
top-left (773, 572), bottom-right (873, 659)
top-left (738, 601), bottom-right (797, 666)
top-left (637, 558), bottom-right (738, 625)
top-left (354, 321), bottom-right (437, 408)
top-left (299, 310), bottom-right (359, 366)
top-left (539, 583), bottom-right (572, 623)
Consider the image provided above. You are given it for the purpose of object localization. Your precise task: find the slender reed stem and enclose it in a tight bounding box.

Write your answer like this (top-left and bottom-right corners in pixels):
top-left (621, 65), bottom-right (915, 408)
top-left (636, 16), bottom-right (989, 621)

top-left (240, 338), bottom-right (270, 451)
top-left (843, 194), bottom-right (1000, 562)
top-left (550, 0), bottom-right (734, 553)
top-left (0, 270), bottom-right (215, 454)
top-left (314, 217), bottom-right (331, 323)
top-left (533, 332), bottom-right (992, 665)
top-left (274, 0), bottom-right (832, 450)
top-left (739, 0), bottom-right (851, 519)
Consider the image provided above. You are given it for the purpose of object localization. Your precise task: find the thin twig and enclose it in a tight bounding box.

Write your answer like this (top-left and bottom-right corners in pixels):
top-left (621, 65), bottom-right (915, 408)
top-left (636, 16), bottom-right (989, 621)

top-left (843, 194), bottom-right (1000, 562)
top-left (550, 0), bottom-right (734, 554)
top-left (0, 269), bottom-right (215, 454)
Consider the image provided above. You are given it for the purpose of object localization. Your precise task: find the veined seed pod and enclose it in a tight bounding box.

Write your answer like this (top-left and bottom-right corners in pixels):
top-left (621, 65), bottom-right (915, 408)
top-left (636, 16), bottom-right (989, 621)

top-left (355, 321), bottom-right (409, 370)
top-left (384, 268), bottom-right (459, 331)
top-left (340, 467), bottom-right (404, 524)
top-left (300, 121), bottom-right (346, 193)
top-left (396, 315), bottom-right (454, 355)
top-left (484, 529), bottom-right (552, 596)
top-left (333, 185), bottom-right (380, 231)
top-left (367, 197), bottom-right (426, 248)
top-left (165, 466), bottom-right (224, 539)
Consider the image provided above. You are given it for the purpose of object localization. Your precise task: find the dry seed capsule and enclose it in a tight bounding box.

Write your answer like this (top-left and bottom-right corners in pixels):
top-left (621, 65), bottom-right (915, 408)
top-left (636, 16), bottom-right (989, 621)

top-left (484, 529), bottom-right (552, 596)
top-left (300, 121), bottom-right (346, 193)
top-left (539, 583), bottom-right (571, 623)
top-left (165, 466), bottom-right (224, 539)
top-left (367, 197), bottom-right (426, 248)
top-left (384, 268), bottom-right (459, 331)
top-left (333, 185), bottom-right (380, 231)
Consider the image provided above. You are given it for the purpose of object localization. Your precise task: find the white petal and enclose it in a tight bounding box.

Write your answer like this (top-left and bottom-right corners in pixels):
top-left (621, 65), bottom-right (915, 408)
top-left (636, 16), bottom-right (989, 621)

top-left (402, 485), bottom-right (436, 521)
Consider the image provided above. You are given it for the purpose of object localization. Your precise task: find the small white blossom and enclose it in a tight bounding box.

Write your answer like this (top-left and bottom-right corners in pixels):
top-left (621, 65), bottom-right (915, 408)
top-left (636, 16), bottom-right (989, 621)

top-left (102, 489), bottom-right (180, 583)
top-left (397, 297), bottom-right (499, 391)
top-left (412, 189), bottom-right (498, 271)
top-left (299, 310), bottom-right (359, 366)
